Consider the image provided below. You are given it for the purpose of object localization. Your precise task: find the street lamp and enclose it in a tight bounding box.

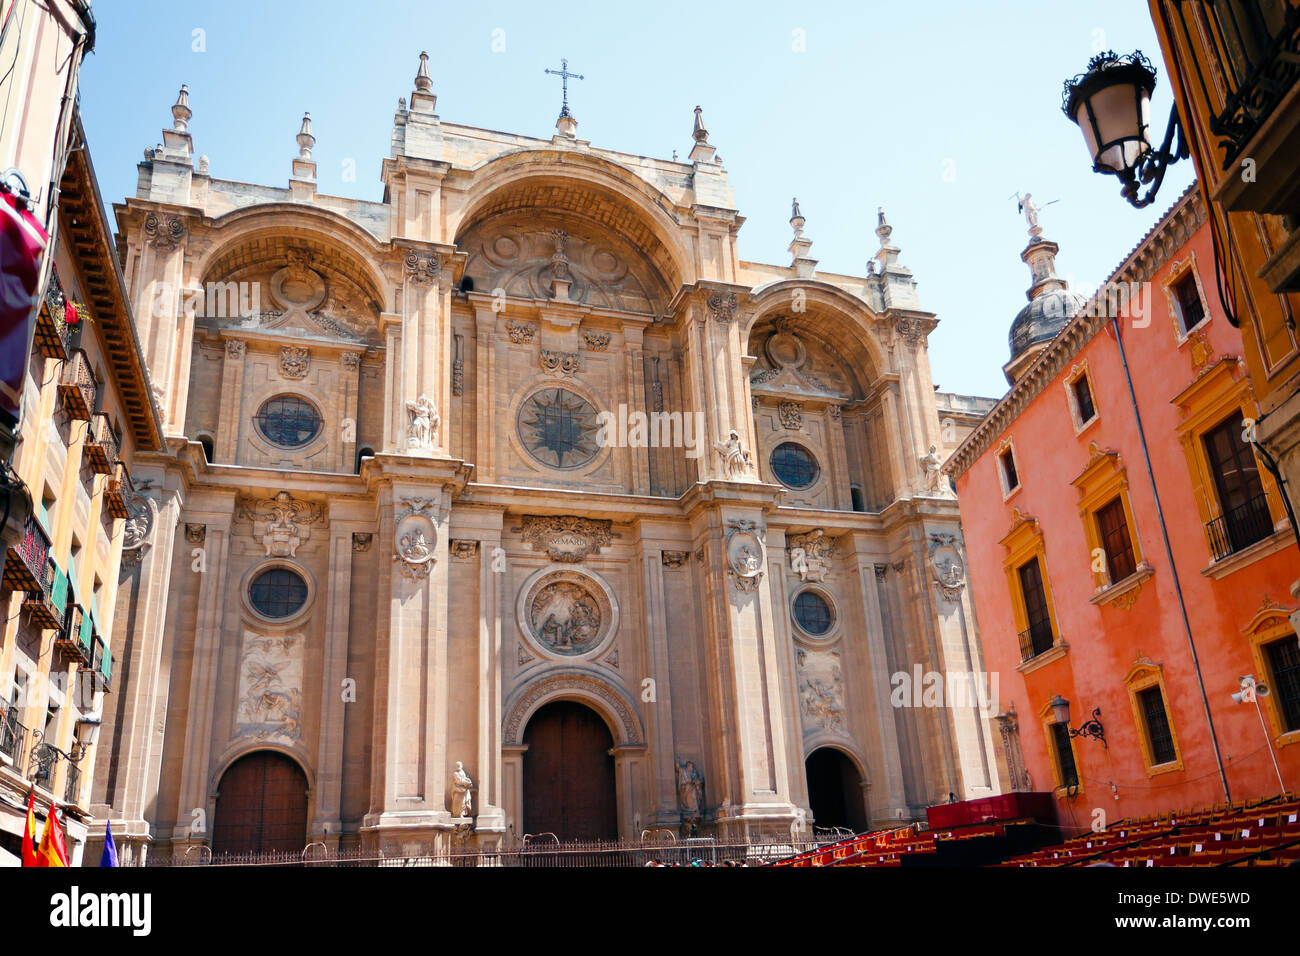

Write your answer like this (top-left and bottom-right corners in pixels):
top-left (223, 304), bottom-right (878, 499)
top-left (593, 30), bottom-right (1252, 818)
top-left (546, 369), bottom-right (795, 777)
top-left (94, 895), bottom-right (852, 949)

top-left (1049, 694), bottom-right (1108, 749)
top-left (1062, 50), bottom-right (1188, 209)
top-left (1232, 675), bottom-right (1287, 795)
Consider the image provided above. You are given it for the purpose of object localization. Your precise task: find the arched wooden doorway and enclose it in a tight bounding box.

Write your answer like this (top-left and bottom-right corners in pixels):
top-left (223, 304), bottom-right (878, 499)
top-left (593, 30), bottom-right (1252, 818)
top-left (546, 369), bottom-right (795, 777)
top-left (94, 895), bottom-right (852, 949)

top-left (522, 700), bottom-right (617, 842)
top-left (806, 747), bottom-right (868, 834)
top-left (212, 751), bottom-right (309, 855)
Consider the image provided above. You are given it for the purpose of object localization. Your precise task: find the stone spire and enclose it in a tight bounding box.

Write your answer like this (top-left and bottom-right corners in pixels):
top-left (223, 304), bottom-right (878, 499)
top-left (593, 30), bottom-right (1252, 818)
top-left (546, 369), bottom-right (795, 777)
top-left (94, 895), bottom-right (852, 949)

top-left (688, 105), bottom-right (715, 164)
top-left (410, 51), bottom-right (438, 114)
top-left (171, 84), bottom-right (192, 133)
top-left (290, 112), bottom-right (317, 200)
top-left (392, 51), bottom-right (442, 161)
top-left (157, 84), bottom-right (194, 163)
top-left (872, 207), bottom-right (919, 310)
top-left (788, 197), bottom-right (817, 277)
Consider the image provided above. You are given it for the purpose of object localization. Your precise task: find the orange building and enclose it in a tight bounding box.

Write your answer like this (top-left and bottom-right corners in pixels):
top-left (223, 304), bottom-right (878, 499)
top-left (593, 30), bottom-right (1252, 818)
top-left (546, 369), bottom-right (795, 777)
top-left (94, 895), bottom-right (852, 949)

top-left (946, 185), bottom-right (1300, 831)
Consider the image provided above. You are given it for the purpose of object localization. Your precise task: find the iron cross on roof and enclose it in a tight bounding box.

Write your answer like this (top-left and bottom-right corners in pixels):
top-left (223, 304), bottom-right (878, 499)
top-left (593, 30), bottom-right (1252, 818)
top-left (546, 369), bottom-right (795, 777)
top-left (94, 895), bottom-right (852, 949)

top-left (544, 57), bottom-right (584, 117)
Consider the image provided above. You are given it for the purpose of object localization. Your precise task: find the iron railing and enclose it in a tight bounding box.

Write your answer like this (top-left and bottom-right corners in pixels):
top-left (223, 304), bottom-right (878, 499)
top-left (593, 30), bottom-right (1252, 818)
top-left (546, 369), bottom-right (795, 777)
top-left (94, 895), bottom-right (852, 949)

top-left (1018, 623), bottom-right (1054, 663)
top-left (84, 411), bottom-right (118, 475)
top-left (0, 705), bottom-right (29, 769)
top-left (2, 513), bottom-right (50, 594)
top-left (1206, 492), bottom-right (1274, 560)
top-left (23, 559), bottom-right (64, 631)
top-left (148, 835), bottom-right (828, 868)
top-left (58, 349), bottom-right (96, 422)
top-left (29, 740), bottom-right (59, 792)
top-left (33, 268), bottom-right (75, 359)
top-left (104, 459), bottom-right (132, 518)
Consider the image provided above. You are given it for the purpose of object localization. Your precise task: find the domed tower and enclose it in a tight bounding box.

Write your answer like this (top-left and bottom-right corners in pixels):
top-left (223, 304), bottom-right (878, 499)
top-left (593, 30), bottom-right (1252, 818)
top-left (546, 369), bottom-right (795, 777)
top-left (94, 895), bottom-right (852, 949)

top-left (1003, 194), bottom-right (1086, 384)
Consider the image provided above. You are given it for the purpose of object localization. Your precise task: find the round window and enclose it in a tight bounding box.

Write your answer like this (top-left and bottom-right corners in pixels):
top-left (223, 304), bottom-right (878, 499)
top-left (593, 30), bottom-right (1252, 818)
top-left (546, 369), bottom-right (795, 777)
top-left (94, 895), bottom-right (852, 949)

top-left (255, 395), bottom-right (322, 448)
top-left (517, 387), bottom-right (602, 469)
top-left (770, 442), bottom-right (819, 489)
top-left (793, 590), bottom-right (833, 636)
top-left (248, 567), bottom-right (309, 619)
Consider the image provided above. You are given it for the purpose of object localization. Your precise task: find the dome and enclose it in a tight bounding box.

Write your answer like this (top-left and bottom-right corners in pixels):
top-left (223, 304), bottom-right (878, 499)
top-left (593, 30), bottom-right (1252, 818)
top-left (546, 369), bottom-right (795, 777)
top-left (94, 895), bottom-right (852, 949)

top-left (1008, 287), bottom-right (1087, 360)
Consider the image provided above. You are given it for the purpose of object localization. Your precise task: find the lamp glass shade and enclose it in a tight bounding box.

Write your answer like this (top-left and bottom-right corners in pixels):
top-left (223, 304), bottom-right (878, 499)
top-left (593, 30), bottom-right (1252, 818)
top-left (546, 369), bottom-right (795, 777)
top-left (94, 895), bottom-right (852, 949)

top-left (1050, 695), bottom-right (1071, 725)
top-left (1082, 81), bottom-right (1153, 172)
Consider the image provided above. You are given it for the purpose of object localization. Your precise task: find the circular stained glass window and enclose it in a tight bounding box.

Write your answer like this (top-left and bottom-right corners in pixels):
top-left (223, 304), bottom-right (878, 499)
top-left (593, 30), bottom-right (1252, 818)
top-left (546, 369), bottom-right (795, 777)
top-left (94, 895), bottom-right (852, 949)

top-left (793, 590), bottom-right (833, 636)
top-left (249, 567), bottom-right (309, 619)
top-left (517, 388), bottom-right (602, 469)
top-left (770, 442), bottom-right (819, 489)
top-left (255, 395), bottom-right (322, 448)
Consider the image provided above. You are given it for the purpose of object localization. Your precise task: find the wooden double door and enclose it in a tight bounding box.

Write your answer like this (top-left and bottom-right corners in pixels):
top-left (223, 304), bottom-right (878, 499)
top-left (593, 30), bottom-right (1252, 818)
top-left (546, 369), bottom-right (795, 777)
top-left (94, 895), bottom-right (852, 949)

top-left (211, 751), bottom-right (309, 855)
top-left (522, 701), bottom-right (618, 841)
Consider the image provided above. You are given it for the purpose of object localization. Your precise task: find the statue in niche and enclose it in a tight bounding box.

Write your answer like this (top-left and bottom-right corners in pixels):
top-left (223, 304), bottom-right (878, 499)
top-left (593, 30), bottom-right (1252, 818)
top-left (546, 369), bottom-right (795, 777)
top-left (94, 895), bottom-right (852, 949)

top-left (676, 759), bottom-right (704, 831)
top-left (451, 761), bottom-right (474, 817)
top-left (406, 393), bottom-right (439, 450)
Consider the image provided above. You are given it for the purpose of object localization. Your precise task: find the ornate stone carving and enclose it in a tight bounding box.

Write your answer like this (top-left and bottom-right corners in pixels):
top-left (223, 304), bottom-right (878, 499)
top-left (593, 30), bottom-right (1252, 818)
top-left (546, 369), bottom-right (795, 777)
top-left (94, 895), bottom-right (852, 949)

top-left (451, 333), bottom-right (464, 396)
top-left (517, 643), bottom-right (536, 667)
top-left (394, 498), bottom-right (438, 580)
top-left (995, 702), bottom-right (1032, 792)
top-left (929, 533), bottom-right (966, 600)
top-left (706, 290), bottom-right (738, 323)
top-left (662, 550), bottom-right (689, 569)
top-left (405, 393), bottom-right (439, 452)
top-left (582, 330), bottom-right (611, 351)
top-left (143, 212), bottom-right (185, 251)
top-left (796, 647), bottom-right (845, 733)
top-left (779, 401), bottom-right (804, 430)
top-left (529, 578), bottom-right (603, 653)
top-left (225, 339), bottom-right (246, 358)
top-left (725, 519), bottom-right (765, 592)
top-left (279, 346), bottom-right (310, 380)
top-left (539, 349), bottom-right (582, 376)
top-left (503, 673), bottom-right (642, 745)
top-left (184, 523), bottom-right (206, 544)
top-left (450, 761), bottom-right (474, 818)
top-left (238, 491), bottom-right (324, 558)
top-left (236, 633), bottom-right (303, 741)
top-left (873, 564), bottom-right (888, 581)
top-left (122, 494), bottom-right (155, 551)
top-left (352, 532), bottom-right (373, 553)
top-left (450, 540), bottom-right (479, 560)
top-left (788, 529), bottom-right (835, 582)
top-left (919, 443), bottom-right (950, 496)
top-left (894, 316), bottom-right (926, 348)
top-left (1188, 327), bottom-right (1214, 376)
top-left (714, 429), bottom-right (753, 479)
top-left (404, 250), bottom-right (441, 285)
top-left (829, 405), bottom-right (842, 422)
top-left (341, 351), bottom-right (361, 370)
top-left (506, 321), bottom-right (536, 344)
top-left (650, 356), bottom-right (664, 413)
top-left (517, 515), bottom-right (615, 563)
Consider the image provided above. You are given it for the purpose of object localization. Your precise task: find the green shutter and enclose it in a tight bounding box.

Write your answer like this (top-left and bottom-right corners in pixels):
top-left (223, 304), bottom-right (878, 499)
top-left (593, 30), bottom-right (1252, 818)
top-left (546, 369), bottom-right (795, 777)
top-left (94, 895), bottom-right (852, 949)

top-left (98, 640), bottom-right (111, 685)
top-left (50, 565), bottom-right (68, 617)
top-left (79, 608), bottom-right (93, 658)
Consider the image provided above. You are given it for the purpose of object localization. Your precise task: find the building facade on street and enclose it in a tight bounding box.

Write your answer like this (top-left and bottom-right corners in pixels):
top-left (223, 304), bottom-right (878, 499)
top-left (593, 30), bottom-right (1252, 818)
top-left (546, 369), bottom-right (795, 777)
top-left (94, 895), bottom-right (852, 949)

top-left (947, 185), bottom-right (1300, 829)
top-left (85, 55), bottom-right (1001, 863)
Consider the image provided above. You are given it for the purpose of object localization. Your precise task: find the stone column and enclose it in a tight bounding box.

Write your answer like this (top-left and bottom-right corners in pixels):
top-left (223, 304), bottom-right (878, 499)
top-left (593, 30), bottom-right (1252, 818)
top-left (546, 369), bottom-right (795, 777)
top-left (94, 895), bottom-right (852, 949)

top-left (624, 326), bottom-right (650, 495)
top-left (310, 523), bottom-right (357, 846)
top-left (501, 744), bottom-right (528, 840)
top-left (340, 352), bottom-right (361, 473)
top-left (475, 530), bottom-right (507, 835)
top-left (473, 306), bottom-right (498, 482)
top-left (380, 312), bottom-right (402, 453)
top-left (678, 285), bottom-right (754, 483)
top-left (639, 540), bottom-right (678, 823)
top-left (170, 512), bottom-right (233, 854)
top-left (214, 339), bottom-right (245, 463)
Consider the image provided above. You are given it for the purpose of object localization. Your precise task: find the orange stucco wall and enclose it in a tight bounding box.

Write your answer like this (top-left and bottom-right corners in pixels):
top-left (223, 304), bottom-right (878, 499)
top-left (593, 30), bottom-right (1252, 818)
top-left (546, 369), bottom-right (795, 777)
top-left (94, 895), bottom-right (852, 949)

top-left (956, 220), bottom-right (1300, 832)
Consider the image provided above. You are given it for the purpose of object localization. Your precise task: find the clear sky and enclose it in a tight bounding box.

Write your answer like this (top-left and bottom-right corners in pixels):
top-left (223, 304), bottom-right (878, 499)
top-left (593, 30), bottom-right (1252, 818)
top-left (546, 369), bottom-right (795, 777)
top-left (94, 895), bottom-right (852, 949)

top-left (80, 0), bottom-right (1193, 401)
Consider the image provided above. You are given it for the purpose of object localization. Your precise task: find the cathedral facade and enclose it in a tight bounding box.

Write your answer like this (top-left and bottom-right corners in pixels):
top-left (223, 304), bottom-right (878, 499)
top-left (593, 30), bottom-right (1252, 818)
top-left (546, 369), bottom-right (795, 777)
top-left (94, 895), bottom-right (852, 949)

top-left (89, 55), bottom-right (998, 861)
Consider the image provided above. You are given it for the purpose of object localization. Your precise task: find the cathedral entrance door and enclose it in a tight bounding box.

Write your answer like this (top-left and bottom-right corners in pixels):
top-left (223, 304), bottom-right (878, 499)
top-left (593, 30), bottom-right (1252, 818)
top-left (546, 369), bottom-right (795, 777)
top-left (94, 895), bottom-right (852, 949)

top-left (805, 747), bottom-right (868, 834)
top-left (211, 751), bottom-right (309, 855)
top-left (522, 701), bottom-right (617, 842)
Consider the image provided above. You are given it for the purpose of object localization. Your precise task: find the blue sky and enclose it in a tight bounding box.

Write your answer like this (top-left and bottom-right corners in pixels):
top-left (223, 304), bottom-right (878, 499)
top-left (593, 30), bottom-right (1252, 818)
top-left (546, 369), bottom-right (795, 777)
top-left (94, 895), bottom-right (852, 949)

top-left (81, 0), bottom-right (1193, 400)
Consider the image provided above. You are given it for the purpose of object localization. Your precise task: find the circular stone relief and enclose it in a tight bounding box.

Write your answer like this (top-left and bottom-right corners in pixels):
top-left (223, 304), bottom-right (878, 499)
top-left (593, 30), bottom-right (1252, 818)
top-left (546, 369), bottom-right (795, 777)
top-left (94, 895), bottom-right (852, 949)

top-left (726, 530), bottom-right (765, 580)
top-left (269, 263), bottom-right (327, 312)
top-left (516, 387), bottom-right (602, 470)
top-left (518, 568), bottom-right (618, 658)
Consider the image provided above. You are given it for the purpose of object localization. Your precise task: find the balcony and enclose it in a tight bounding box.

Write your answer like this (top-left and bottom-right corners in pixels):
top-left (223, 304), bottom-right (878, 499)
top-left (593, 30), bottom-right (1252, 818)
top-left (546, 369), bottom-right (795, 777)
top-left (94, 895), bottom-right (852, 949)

top-left (32, 270), bottom-right (75, 361)
top-left (0, 704), bottom-right (29, 770)
top-left (84, 411), bottom-right (118, 475)
top-left (91, 635), bottom-right (112, 691)
top-left (58, 349), bottom-right (97, 422)
top-left (1206, 493), bottom-right (1275, 562)
top-left (2, 513), bottom-right (50, 594)
top-left (104, 460), bottom-right (131, 518)
top-left (29, 741), bottom-right (59, 793)
top-left (54, 604), bottom-right (91, 666)
top-left (1018, 623), bottom-right (1055, 664)
top-left (23, 560), bottom-right (66, 632)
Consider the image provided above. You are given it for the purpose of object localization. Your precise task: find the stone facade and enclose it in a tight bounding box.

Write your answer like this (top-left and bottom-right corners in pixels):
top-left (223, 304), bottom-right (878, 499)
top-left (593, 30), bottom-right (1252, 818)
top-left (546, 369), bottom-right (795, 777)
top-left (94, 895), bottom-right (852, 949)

top-left (88, 57), bottom-right (998, 860)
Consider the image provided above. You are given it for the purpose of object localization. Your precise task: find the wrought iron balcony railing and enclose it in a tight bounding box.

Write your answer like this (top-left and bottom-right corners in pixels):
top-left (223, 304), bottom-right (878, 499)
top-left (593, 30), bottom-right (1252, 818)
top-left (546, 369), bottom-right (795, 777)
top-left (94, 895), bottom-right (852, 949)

top-left (84, 411), bottom-right (118, 475)
top-left (33, 268), bottom-right (74, 360)
top-left (104, 459), bottom-right (131, 518)
top-left (29, 740), bottom-right (59, 792)
top-left (54, 603), bottom-right (91, 665)
top-left (1018, 623), bottom-right (1055, 663)
top-left (58, 348), bottom-right (97, 422)
top-left (1206, 492), bottom-right (1274, 561)
top-left (24, 559), bottom-right (66, 632)
top-left (0, 704), bottom-right (29, 769)
top-left (2, 513), bottom-right (50, 594)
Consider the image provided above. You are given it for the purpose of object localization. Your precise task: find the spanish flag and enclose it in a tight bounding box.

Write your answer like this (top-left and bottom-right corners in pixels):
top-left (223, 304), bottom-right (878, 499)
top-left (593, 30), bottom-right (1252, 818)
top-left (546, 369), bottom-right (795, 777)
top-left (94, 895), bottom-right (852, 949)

top-left (35, 801), bottom-right (69, 867)
top-left (21, 791), bottom-right (38, 866)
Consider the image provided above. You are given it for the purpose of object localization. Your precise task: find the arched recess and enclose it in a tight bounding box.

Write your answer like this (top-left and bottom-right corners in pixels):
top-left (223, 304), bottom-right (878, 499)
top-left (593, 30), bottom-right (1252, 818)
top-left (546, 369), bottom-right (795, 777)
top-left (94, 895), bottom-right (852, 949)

top-left (210, 749), bottom-right (311, 856)
top-left (804, 744), bottom-right (870, 834)
top-left (451, 150), bottom-right (694, 297)
top-left (521, 700), bottom-right (618, 841)
top-left (503, 670), bottom-right (644, 747)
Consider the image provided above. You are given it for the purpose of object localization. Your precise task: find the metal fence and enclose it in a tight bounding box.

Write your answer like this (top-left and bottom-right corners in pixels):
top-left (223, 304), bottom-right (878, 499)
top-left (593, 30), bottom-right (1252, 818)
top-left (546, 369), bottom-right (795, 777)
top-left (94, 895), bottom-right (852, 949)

top-left (146, 834), bottom-right (837, 868)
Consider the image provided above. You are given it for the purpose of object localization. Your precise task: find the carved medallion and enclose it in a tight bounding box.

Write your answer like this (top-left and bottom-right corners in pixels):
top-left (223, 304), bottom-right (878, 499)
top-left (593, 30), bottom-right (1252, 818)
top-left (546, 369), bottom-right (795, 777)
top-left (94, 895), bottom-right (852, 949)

top-left (779, 401), bottom-right (804, 430)
top-left (280, 346), bottom-right (310, 380)
top-left (725, 519), bottom-right (765, 592)
top-left (518, 568), bottom-right (618, 658)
